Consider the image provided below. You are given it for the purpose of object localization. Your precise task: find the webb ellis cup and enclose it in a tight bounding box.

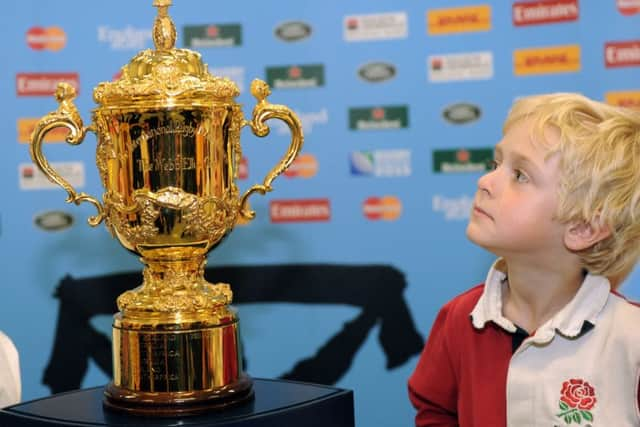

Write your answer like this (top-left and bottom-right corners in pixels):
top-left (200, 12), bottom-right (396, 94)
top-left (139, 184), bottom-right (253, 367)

top-left (29, 0), bottom-right (303, 415)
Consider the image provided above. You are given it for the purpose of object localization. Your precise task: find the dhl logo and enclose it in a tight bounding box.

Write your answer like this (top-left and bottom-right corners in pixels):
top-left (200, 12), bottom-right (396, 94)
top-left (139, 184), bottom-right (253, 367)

top-left (363, 196), bottom-right (402, 221)
top-left (514, 45), bottom-right (580, 76)
top-left (284, 153), bottom-right (318, 178)
top-left (17, 118), bottom-right (69, 143)
top-left (428, 5), bottom-right (491, 35)
top-left (26, 27), bottom-right (66, 51)
top-left (605, 91), bottom-right (640, 110)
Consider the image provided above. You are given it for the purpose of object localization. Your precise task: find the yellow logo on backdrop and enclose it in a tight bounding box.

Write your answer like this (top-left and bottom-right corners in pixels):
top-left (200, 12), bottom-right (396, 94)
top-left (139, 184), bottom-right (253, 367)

top-left (17, 118), bottom-right (69, 143)
top-left (605, 91), bottom-right (640, 110)
top-left (513, 45), bottom-right (581, 76)
top-left (428, 5), bottom-right (492, 35)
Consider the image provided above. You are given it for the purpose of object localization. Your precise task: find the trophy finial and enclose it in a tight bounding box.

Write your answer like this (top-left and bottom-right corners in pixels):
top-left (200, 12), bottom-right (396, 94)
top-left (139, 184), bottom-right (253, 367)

top-left (152, 0), bottom-right (176, 51)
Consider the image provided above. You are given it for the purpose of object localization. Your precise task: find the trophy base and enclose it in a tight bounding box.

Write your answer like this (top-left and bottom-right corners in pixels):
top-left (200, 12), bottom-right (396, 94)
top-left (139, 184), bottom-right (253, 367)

top-left (103, 374), bottom-right (254, 416)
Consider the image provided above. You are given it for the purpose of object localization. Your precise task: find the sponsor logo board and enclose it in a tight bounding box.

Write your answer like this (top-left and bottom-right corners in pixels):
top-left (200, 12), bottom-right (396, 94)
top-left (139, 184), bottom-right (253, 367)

top-left (284, 154), bottom-right (318, 178)
top-left (617, 0), bottom-right (640, 15)
top-left (350, 149), bottom-right (411, 177)
top-left (344, 12), bottom-right (408, 42)
top-left (433, 148), bottom-right (493, 173)
top-left (266, 64), bottom-right (324, 89)
top-left (97, 26), bottom-right (152, 50)
top-left (358, 62), bottom-right (397, 82)
top-left (26, 26), bottom-right (66, 51)
top-left (273, 108), bottom-right (328, 135)
top-left (270, 199), bottom-right (331, 223)
top-left (605, 40), bottom-right (640, 68)
top-left (16, 72), bottom-right (79, 96)
top-left (18, 118), bottom-right (69, 143)
top-left (363, 196), bottom-right (402, 221)
top-left (513, 44), bottom-right (580, 76)
top-left (183, 24), bottom-right (242, 48)
top-left (349, 106), bottom-right (409, 130)
top-left (19, 162), bottom-right (85, 190)
top-left (274, 21), bottom-right (312, 42)
top-left (512, 0), bottom-right (579, 26)
top-left (428, 51), bottom-right (493, 82)
top-left (427, 5), bottom-right (492, 35)
top-left (433, 194), bottom-right (473, 220)
top-left (34, 211), bottom-right (74, 231)
top-left (605, 91), bottom-right (640, 110)
top-left (442, 103), bottom-right (482, 124)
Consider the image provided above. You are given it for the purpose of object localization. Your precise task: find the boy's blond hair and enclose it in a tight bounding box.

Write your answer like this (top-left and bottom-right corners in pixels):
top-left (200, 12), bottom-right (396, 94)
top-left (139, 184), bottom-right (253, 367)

top-left (503, 93), bottom-right (640, 282)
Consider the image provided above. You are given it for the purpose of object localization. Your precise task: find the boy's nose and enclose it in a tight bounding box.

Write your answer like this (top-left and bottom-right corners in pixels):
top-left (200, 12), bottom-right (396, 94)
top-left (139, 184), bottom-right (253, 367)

top-left (477, 170), bottom-right (495, 195)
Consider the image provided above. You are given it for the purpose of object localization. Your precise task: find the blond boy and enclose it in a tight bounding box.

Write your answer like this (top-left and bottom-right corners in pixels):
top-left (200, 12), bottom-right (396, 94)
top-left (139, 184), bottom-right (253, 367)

top-left (409, 93), bottom-right (640, 426)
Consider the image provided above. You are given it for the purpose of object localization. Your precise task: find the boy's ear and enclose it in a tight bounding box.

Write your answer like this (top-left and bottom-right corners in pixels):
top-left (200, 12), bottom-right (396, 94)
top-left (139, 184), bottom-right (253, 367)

top-left (564, 220), bottom-right (611, 251)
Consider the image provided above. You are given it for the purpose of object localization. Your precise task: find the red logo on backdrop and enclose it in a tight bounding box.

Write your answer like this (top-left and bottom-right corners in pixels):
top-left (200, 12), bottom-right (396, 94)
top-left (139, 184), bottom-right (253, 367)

top-left (605, 40), bottom-right (640, 68)
top-left (346, 18), bottom-right (359, 30)
top-left (16, 72), bottom-right (80, 96)
top-left (238, 157), bottom-right (248, 180)
top-left (284, 153), bottom-right (318, 178)
top-left (371, 108), bottom-right (385, 120)
top-left (363, 196), bottom-right (402, 221)
top-left (512, 0), bottom-right (579, 26)
top-left (26, 26), bottom-right (67, 51)
top-left (617, 0), bottom-right (640, 15)
top-left (207, 25), bottom-right (219, 37)
top-left (288, 66), bottom-right (302, 79)
top-left (270, 199), bottom-right (331, 223)
top-left (456, 149), bottom-right (470, 163)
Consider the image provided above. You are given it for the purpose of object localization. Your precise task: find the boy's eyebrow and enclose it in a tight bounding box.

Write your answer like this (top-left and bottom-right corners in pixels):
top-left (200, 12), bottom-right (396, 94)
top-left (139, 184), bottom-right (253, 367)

top-left (494, 145), bottom-right (543, 176)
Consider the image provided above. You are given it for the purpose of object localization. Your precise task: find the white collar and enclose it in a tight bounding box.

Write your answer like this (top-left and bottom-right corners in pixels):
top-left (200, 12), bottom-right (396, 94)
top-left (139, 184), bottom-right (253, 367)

top-left (470, 259), bottom-right (611, 342)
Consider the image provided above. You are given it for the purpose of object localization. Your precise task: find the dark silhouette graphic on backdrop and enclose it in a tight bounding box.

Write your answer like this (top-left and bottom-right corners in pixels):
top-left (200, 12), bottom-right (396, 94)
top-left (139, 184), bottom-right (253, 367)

top-left (43, 264), bottom-right (423, 393)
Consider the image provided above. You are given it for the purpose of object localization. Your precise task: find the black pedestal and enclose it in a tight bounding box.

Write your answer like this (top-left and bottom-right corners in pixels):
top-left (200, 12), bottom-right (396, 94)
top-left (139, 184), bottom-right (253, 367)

top-left (0, 378), bottom-right (355, 427)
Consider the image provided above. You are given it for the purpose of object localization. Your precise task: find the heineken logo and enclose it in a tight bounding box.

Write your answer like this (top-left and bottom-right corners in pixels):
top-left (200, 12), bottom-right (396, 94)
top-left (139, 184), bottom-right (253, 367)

top-left (433, 148), bottom-right (493, 173)
top-left (183, 24), bottom-right (242, 48)
top-left (358, 62), bottom-right (397, 82)
top-left (349, 106), bottom-right (409, 130)
top-left (266, 64), bottom-right (324, 89)
top-left (274, 21), bottom-right (312, 42)
top-left (442, 103), bottom-right (482, 124)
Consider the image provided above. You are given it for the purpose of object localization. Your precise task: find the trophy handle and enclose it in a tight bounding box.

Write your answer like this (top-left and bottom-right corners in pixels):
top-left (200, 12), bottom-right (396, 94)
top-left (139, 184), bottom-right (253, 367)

top-left (29, 83), bottom-right (105, 227)
top-left (238, 79), bottom-right (304, 220)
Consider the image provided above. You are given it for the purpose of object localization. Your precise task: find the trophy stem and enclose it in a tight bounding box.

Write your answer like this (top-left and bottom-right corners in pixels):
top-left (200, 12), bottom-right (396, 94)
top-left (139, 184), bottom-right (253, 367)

top-left (105, 255), bottom-right (253, 416)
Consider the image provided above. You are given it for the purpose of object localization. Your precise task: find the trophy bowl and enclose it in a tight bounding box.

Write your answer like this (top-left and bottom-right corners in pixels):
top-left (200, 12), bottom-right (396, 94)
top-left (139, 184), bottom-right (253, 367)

top-left (29, 0), bottom-right (303, 416)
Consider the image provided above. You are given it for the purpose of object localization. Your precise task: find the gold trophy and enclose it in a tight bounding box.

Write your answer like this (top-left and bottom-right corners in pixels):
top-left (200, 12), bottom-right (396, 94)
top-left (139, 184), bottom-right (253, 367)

top-left (29, 0), bottom-right (303, 416)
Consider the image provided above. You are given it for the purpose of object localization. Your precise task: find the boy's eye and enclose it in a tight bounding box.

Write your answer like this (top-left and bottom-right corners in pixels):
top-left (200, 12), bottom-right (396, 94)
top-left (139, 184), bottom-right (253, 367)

top-left (514, 169), bottom-right (528, 183)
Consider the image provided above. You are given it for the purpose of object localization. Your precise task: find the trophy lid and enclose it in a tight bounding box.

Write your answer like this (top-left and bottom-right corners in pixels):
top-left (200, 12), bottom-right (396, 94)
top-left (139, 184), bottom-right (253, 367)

top-left (93, 0), bottom-right (240, 108)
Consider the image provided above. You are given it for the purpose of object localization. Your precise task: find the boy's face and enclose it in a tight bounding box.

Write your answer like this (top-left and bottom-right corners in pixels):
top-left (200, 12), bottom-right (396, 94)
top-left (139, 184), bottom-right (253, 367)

top-left (466, 119), bottom-right (566, 258)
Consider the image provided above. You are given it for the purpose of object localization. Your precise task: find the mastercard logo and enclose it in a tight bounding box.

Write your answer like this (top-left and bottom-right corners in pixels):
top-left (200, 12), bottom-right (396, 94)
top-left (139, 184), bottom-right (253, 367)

top-left (363, 196), bottom-right (402, 221)
top-left (284, 153), bottom-right (318, 178)
top-left (26, 27), bottom-right (66, 51)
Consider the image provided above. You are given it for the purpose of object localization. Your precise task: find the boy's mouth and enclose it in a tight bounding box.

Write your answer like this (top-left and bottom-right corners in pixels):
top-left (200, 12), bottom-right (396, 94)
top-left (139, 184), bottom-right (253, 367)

top-left (472, 205), bottom-right (493, 220)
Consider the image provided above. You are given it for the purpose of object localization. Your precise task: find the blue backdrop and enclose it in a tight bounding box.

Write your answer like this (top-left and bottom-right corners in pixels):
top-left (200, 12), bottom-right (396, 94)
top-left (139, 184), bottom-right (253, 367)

top-left (1, 1), bottom-right (639, 426)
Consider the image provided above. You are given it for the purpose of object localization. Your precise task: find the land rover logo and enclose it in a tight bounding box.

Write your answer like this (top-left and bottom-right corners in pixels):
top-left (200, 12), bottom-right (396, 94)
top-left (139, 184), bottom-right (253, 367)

top-left (274, 21), bottom-right (312, 42)
top-left (442, 103), bottom-right (481, 124)
top-left (358, 62), bottom-right (397, 82)
top-left (34, 210), bottom-right (74, 231)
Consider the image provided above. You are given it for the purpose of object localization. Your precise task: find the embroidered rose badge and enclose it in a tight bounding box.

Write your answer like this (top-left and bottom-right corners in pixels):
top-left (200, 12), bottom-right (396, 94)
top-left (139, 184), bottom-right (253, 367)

top-left (556, 378), bottom-right (596, 424)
